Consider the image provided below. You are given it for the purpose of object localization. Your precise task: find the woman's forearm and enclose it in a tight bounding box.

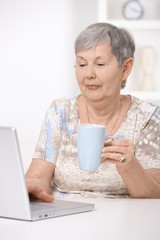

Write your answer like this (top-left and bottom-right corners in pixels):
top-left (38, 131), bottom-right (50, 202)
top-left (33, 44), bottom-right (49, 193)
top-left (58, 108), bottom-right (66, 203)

top-left (117, 158), bottom-right (160, 199)
top-left (25, 158), bottom-right (55, 202)
top-left (25, 158), bottom-right (55, 185)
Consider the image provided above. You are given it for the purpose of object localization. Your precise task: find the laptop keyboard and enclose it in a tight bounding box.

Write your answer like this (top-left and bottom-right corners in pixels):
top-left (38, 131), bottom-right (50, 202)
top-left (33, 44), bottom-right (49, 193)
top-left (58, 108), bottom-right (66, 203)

top-left (30, 201), bottom-right (56, 212)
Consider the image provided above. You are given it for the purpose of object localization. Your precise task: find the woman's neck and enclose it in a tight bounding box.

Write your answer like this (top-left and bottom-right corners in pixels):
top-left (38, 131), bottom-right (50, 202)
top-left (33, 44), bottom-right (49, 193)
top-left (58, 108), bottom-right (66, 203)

top-left (85, 96), bottom-right (122, 124)
top-left (77, 94), bottom-right (128, 135)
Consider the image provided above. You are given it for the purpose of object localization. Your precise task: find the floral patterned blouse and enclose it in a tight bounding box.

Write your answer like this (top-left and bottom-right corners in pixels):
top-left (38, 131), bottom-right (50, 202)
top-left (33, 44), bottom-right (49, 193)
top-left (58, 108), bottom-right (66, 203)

top-left (33, 95), bottom-right (160, 198)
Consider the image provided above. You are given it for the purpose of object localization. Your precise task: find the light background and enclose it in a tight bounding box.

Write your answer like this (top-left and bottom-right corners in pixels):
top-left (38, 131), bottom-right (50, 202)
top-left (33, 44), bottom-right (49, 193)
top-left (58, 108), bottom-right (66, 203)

top-left (0, 0), bottom-right (160, 170)
top-left (0, 0), bottom-right (98, 170)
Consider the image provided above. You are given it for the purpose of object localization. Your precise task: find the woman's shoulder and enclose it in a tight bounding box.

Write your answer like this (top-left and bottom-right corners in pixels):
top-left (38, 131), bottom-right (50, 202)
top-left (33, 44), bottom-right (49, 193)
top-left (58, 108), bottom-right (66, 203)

top-left (130, 95), bottom-right (160, 120)
top-left (48, 95), bottom-right (78, 110)
top-left (44, 95), bottom-right (79, 121)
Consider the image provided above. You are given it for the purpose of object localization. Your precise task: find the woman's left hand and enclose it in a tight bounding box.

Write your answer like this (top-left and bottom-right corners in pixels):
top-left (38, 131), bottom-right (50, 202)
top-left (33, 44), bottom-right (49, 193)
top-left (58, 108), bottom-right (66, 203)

top-left (101, 138), bottom-right (135, 166)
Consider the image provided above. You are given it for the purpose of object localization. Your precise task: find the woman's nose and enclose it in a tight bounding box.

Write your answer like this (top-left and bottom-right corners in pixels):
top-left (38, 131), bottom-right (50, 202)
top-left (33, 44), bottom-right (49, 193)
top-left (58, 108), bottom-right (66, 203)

top-left (85, 65), bottom-right (96, 79)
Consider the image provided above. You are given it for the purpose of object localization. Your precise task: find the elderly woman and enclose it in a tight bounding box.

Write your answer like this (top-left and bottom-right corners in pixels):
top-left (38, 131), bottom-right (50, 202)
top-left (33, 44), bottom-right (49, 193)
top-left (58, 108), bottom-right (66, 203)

top-left (26, 23), bottom-right (160, 200)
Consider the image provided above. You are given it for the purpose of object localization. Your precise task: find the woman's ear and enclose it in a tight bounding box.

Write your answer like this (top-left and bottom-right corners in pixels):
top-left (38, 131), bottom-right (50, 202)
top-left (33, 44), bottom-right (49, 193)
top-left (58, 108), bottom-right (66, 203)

top-left (122, 58), bottom-right (134, 79)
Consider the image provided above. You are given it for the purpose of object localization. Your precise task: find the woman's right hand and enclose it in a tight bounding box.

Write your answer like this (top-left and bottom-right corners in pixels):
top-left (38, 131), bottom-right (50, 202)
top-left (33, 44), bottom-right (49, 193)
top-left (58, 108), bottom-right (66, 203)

top-left (25, 158), bottom-right (55, 202)
top-left (26, 176), bottom-right (54, 202)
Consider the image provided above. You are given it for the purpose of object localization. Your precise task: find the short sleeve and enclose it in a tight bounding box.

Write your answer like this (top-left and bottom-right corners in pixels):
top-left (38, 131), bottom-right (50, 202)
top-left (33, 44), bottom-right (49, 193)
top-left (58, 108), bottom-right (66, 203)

top-left (135, 106), bottom-right (160, 169)
top-left (33, 100), bottom-right (62, 164)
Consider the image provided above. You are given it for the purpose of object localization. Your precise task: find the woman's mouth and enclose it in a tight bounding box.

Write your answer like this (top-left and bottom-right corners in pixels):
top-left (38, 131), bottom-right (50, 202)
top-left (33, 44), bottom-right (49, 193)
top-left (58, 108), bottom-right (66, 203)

top-left (86, 85), bottom-right (100, 90)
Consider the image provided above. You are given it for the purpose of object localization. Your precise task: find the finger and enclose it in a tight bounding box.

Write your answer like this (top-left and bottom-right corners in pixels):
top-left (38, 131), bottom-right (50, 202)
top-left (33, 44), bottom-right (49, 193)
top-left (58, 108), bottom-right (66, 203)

top-left (102, 158), bottom-right (127, 166)
top-left (36, 190), bottom-right (54, 202)
top-left (110, 139), bottom-right (132, 147)
top-left (101, 152), bottom-right (122, 161)
top-left (102, 158), bottom-right (120, 165)
top-left (104, 139), bottom-right (128, 147)
top-left (102, 146), bottom-right (128, 154)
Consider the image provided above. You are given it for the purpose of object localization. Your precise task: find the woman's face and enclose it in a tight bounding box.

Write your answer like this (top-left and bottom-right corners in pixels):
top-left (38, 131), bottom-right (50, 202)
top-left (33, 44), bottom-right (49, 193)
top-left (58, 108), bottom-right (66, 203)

top-left (75, 43), bottom-right (124, 102)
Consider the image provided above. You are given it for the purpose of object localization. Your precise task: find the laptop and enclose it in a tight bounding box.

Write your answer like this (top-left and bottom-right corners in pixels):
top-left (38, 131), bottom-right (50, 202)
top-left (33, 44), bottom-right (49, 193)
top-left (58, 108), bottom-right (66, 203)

top-left (0, 126), bottom-right (94, 221)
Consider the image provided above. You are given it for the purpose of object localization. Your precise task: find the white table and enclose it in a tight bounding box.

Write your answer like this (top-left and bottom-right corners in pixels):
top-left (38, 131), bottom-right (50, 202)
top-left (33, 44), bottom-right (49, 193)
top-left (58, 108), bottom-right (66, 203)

top-left (0, 198), bottom-right (160, 240)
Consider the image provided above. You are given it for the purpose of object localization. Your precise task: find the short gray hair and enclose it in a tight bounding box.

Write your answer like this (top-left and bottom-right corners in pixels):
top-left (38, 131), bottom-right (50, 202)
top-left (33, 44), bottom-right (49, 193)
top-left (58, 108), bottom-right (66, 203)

top-left (74, 22), bottom-right (135, 66)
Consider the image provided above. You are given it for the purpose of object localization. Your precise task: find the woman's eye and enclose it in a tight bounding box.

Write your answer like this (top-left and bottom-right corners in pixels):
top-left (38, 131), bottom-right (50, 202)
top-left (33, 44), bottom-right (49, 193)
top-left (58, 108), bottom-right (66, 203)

top-left (97, 63), bottom-right (105, 66)
top-left (79, 63), bottom-right (86, 67)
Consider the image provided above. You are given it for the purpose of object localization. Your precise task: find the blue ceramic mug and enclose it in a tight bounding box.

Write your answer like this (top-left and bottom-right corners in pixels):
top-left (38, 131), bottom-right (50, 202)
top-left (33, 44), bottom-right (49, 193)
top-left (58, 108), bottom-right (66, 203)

top-left (77, 124), bottom-right (124, 171)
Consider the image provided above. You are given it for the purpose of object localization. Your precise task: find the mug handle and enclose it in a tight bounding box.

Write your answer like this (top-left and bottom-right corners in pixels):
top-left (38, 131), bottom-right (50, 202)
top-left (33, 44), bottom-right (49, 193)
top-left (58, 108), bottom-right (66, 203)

top-left (101, 135), bottom-right (125, 161)
top-left (105, 135), bottom-right (125, 141)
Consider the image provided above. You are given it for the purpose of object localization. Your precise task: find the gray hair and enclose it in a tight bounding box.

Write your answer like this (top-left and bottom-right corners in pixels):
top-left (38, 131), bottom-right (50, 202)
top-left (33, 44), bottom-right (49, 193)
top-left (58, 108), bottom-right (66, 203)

top-left (74, 22), bottom-right (135, 66)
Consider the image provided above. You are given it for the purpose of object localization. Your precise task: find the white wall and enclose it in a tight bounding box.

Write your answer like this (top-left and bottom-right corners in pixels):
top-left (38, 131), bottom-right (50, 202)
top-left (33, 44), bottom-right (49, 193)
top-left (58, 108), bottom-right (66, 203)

top-left (0, 0), bottom-right (98, 170)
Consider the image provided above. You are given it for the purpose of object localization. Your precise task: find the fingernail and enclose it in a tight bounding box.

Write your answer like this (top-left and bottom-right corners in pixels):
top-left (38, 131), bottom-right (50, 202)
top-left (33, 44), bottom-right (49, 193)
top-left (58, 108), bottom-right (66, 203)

top-left (101, 153), bottom-right (105, 158)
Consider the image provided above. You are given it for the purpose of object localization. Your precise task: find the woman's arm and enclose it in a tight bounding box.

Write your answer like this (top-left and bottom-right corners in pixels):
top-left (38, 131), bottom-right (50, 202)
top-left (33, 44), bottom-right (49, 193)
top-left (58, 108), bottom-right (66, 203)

top-left (101, 138), bottom-right (160, 198)
top-left (117, 159), bottom-right (160, 198)
top-left (25, 100), bottom-right (64, 202)
top-left (25, 158), bottom-right (55, 202)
